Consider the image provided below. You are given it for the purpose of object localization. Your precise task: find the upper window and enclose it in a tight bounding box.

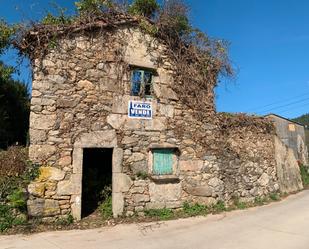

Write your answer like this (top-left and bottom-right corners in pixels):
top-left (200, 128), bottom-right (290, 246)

top-left (131, 69), bottom-right (154, 97)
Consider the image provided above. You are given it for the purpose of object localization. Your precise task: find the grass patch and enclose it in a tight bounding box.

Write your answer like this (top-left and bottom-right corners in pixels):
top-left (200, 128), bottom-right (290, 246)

top-left (55, 215), bottom-right (74, 226)
top-left (233, 198), bottom-right (248, 210)
top-left (145, 208), bottom-right (173, 220)
top-left (269, 193), bottom-right (280, 201)
top-left (254, 196), bottom-right (268, 206)
top-left (210, 200), bottom-right (226, 213)
top-left (182, 202), bottom-right (208, 216)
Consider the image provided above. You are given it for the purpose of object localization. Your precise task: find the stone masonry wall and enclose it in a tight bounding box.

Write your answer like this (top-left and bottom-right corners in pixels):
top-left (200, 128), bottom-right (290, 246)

top-left (27, 26), bottom-right (293, 220)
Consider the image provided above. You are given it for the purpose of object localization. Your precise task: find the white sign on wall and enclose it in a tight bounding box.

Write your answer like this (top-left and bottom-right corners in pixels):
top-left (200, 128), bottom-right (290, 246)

top-left (128, 100), bottom-right (152, 119)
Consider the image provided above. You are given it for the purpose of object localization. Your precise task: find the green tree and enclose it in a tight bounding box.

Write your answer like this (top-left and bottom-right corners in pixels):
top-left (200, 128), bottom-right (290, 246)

top-left (0, 63), bottom-right (30, 149)
top-left (0, 20), bottom-right (14, 54)
top-left (292, 113), bottom-right (309, 128)
top-left (129, 0), bottom-right (159, 19)
top-left (158, 0), bottom-right (191, 36)
top-left (0, 21), bottom-right (30, 149)
top-left (75, 0), bottom-right (114, 15)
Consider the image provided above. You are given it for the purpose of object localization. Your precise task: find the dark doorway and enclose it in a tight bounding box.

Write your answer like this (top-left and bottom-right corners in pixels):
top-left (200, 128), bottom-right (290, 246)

top-left (82, 148), bottom-right (113, 218)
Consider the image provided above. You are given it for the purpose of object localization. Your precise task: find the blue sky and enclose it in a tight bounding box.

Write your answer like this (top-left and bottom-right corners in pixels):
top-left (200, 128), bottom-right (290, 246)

top-left (1, 0), bottom-right (309, 118)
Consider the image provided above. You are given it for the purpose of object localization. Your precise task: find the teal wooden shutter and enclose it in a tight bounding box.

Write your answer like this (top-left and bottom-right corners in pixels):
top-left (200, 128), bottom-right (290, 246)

top-left (153, 149), bottom-right (173, 175)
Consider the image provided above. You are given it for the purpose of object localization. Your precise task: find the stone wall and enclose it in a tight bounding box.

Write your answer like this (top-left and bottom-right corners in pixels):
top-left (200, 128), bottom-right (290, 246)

top-left (266, 114), bottom-right (308, 165)
top-left (274, 136), bottom-right (303, 193)
top-left (27, 26), bottom-right (301, 220)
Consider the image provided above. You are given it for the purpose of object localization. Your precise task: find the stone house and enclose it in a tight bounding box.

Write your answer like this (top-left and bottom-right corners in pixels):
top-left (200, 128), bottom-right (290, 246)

top-left (23, 15), bottom-right (303, 221)
top-left (265, 114), bottom-right (308, 165)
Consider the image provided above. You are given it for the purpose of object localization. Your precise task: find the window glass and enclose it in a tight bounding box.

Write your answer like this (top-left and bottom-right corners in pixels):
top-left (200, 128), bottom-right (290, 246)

top-left (153, 149), bottom-right (173, 175)
top-left (144, 71), bottom-right (153, 96)
top-left (131, 69), bottom-right (153, 97)
top-left (131, 70), bottom-right (142, 96)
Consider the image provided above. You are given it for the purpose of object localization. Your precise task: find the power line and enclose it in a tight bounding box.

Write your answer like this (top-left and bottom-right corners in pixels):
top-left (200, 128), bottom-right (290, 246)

top-left (258, 97), bottom-right (309, 114)
top-left (271, 102), bottom-right (309, 115)
top-left (244, 91), bottom-right (309, 112)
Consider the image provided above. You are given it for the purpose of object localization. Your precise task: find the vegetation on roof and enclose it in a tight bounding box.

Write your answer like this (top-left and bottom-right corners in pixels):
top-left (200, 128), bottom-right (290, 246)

top-left (128, 0), bottom-right (160, 18)
top-left (0, 0), bottom-right (232, 118)
top-left (0, 0), bottom-right (237, 137)
top-left (5, 0), bottom-right (231, 73)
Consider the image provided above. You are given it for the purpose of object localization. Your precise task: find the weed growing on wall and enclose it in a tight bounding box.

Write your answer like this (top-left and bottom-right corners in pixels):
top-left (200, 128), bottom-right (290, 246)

top-left (136, 171), bottom-right (148, 180)
top-left (300, 165), bottom-right (309, 187)
top-left (99, 196), bottom-right (113, 219)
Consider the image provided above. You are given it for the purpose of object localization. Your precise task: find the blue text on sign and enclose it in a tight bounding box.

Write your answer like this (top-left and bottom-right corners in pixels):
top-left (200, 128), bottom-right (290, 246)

top-left (128, 100), bottom-right (153, 119)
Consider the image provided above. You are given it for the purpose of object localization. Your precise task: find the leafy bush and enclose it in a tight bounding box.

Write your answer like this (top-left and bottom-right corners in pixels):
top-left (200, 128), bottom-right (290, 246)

top-left (6, 188), bottom-right (27, 211)
top-left (0, 147), bottom-right (38, 232)
top-left (0, 204), bottom-right (26, 232)
top-left (0, 147), bottom-right (38, 202)
top-left (99, 196), bottom-right (113, 219)
top-left (0, 204), bottom-right (15, 232)
top-left (182, 202), bottom-right (208, 216)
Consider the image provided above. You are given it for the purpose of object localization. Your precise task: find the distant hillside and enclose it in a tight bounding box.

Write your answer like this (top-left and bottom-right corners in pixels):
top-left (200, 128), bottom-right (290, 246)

top-left (292, 113), bottom-right (309, 128)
